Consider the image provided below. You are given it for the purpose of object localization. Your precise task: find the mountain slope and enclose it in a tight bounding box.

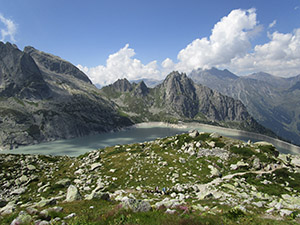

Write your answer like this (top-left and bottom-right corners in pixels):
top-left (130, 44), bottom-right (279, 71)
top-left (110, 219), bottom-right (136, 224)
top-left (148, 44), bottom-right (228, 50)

top-left (189, 68), bottom-right (300, 145)
top-left (1, 131), bottom-right (300, 224)
top-left (101, 71), bottom-right (274, 136)
top-left (0, 42), bottom-right (132, 150)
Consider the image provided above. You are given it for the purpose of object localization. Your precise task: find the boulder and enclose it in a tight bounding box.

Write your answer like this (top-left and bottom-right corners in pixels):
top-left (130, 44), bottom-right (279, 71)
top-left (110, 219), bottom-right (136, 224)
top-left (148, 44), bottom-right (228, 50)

top-left (64, 212), bottom-right (76, 219)
top-left (65, 185), bottom-right (81, 202)
top-left (0, 199), bottom-right (7, 208)
top-left (27, 165), bottom-right (36, 170)
top-left (10, 211), bottom-right (32, 225)
top-left (11, 187), bottom-right (26, 195)
top-left (254, 141), bottom-right (274, 147)
top-left (121, 198), bottom-right (151, 212)
top-left (85, 190), bottom-right (110, 201)
top-left (208, 165), bottom-right (221, 177)
top-left (165, 208), bottom-right (176, 214)
top-left (210, 132), bottom-right (221, 138)
top-left (26, 207), bottom-right (38, 215)
top-left (189, 130), bottom-right (199, 138)
top-left (35, 198), bottom-right (56, 208)
top-left (280, 209), bottom-right (293, 217)
top-left (0, 202), bottom-right (16, 215)
top-left (19, 175), bottom-right (29, 184)
top-left (252, 158), bottom-right (261, 170)
top-left (90, 163), bottom-right (102, 171)
top-left (230, 161), bottom-right (249, 170)
top-left (55, 178), bottom-right (71, 187)
top-left (39, 209), bottom-right (50, 220)
top-left (74, 169), bottom-right (84, 175)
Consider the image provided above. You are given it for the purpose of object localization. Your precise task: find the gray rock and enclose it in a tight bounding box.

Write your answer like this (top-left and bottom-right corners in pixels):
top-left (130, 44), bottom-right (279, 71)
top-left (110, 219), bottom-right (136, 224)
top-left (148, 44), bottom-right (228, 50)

top-left (27, 164), bottom-right (36, 170)
top-left (35, 198), bottom-right (56, 208)
top-left (26, 207), bottom-right (38, 215)
top-left (11, 188), bottom-right (26, 195)
top-left (165, 208), bottom-right (176, 214)
top-left (0, 199), bottom-right (7, 207)
top-left (39, 209), bottom-right (50, 220)
top-left (10, 211), bottom-right (32, 225)
top-left (209, 132), bottom-right (221, 138)
top-left (0, 202), bottom-right (16, 215)
top-left (252, 157), bottom-right (261, 170)
top-left (208, 165), bottom-right (221, 177)
top-left (90, 163), bottom-right (102, 171)
top-left (55, 178), bottom-right (71, 187)
top-left (121, 198), bottom-right (151, 212)
top-left (155, 198), bottom-right (182, 209)
top-left (189, 130), bottom-right (199, 138)
top-left (35, 221), bottom-right (50, 225)
top-left (85, 191), bottom-right (110, 201)
top-left (64, 212), bottom-right (76, 219)
top-left (230, 161), bottom-right (249, 170)
top-left (280, 209), bottom-right (293, 217)
top-left (252, 201), bottom-right (264, 208)
top-left (65, 185), bottom-right (81, 202)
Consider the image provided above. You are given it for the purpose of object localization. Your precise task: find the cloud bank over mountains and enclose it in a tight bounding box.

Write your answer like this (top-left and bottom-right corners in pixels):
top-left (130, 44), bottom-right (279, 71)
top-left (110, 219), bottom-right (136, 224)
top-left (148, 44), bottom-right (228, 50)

top-left (82, 9), bottom-right (299, 86)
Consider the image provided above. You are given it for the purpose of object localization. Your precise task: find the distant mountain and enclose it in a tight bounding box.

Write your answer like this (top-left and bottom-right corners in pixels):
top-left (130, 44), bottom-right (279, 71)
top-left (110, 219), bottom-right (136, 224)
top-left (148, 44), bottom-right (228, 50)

top-left (0, 42), bottom-right (132, 150)
top-left (129, 78), bottom-right (163, 88)
top-left (189, 67), bottom-right (300, 145)
top-left (101, 71), bottom-right (274, 136)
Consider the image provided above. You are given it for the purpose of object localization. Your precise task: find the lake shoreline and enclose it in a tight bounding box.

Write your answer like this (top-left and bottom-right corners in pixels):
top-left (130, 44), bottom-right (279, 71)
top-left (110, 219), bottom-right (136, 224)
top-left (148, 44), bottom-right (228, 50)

top-left (134, 122), bottom-right (300, 155)
top-left (1, 122), bottom-right (300, 156)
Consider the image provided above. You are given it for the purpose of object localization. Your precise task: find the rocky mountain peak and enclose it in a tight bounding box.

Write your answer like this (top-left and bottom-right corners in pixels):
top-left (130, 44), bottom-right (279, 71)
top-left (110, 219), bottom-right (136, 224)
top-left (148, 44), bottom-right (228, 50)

top-left (162, 71), bottom-right (197, 100)
top-left (24, 46), bottom-right (92, 84)
top-left (111, 78), bottom-right (133, 92)
top-left (0, 41), bottom-right (51, 99)
top-left (133, 81), bottom-right (149, 96)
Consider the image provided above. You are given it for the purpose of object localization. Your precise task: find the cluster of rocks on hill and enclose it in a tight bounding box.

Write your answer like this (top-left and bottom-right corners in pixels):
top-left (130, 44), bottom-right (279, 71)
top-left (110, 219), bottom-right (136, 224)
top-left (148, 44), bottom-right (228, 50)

top-left (1, 131), bottom-right (300, 223)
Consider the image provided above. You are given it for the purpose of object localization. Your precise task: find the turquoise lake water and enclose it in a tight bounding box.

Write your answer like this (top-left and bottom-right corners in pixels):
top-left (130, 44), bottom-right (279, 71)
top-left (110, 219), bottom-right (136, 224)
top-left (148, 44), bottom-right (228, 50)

top-left (1, 122), bottom-right (299, 156)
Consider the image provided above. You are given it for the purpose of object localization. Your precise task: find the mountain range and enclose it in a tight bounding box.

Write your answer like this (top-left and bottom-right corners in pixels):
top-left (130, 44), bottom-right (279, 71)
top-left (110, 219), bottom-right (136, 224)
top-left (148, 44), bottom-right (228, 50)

top-left (0, 42), bottom-right (132, 150)
top-left (100, 72), bottom-right (273, 136)
top-left (189, 68), bottom-right (300, 145)
top-left (0, 42), bottom-right (276, 150)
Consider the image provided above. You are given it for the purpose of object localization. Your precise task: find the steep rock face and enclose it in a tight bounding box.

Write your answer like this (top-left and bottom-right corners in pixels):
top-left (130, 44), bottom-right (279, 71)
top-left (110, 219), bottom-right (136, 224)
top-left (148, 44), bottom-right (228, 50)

top-left (0, 42), bottom-right (51, 99)
top-left (0, 42), bottom-right (132, 150)
top-left (101, 71), bottom-right (272, 135)
top-left (159, 72), bottom-right (198, 118)
top-left (133, 81), bottom-right (149, 97)
top-left (110, 78), bottom-right (133, 92)
top-left (188, 68), bottom-right (300, 145)
top-left (24, 46), bottom-right (92, 84)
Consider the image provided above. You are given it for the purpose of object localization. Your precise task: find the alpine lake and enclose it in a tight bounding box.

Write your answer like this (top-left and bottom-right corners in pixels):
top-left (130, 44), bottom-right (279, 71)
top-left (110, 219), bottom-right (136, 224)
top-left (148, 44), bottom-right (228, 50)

top-left (1, 122), bottom-right (300, 156)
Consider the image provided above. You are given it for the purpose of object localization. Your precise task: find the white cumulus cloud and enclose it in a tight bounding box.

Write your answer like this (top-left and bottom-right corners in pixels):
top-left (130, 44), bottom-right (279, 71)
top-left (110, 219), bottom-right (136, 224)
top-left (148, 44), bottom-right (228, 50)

top-left (79, 8), bottom-right (300, 87)
top-left (0, 13), bottom-right (17, 42)
top-left (175, 8), bottom-right (259, 73)
top-left (229, 28), bottom-right (300, 76)
top-left (77, 44), bottom-right (161, 87)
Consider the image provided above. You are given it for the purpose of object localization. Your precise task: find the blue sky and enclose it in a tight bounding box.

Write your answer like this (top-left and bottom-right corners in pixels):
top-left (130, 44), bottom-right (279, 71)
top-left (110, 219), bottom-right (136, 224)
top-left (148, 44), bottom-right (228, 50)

top-left (1, 0), bottom-right (300, 86)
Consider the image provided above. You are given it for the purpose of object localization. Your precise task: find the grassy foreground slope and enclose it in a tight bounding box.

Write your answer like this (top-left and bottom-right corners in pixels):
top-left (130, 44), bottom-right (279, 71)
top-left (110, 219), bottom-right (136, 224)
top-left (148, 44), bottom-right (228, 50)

top-left (1, 131), bottom-right (300, 224)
